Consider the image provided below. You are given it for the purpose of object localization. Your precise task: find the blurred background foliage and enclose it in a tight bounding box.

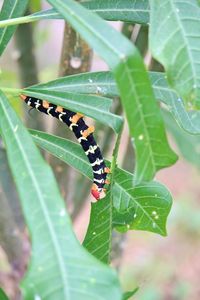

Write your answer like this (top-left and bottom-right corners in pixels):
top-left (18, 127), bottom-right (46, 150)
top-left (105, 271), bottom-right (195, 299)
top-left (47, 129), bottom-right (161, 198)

top-left (0, 0), bottom-right (200, 299)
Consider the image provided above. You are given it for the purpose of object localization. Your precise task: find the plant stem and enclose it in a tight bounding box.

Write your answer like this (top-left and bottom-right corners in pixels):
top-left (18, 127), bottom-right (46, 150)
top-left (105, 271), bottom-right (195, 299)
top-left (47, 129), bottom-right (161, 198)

top-left (0, 87), bottom-right (22, 95)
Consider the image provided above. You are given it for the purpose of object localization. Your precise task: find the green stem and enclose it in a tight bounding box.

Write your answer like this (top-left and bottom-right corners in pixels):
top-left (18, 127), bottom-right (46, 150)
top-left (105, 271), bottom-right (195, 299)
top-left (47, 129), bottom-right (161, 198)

top-left (111, 125), bottom-right (123, 174)
top-left (0, 87), bottom-right (23, 95)
top-left (0, 10), bottom-right (58, 28)
top-left (0, 16), bottom-right (34, 28)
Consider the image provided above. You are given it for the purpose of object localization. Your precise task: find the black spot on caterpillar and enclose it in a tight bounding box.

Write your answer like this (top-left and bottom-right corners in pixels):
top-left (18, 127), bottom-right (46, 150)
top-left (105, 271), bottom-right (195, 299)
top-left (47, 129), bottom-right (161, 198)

top-left (20, 95), bottom-right (111, 200)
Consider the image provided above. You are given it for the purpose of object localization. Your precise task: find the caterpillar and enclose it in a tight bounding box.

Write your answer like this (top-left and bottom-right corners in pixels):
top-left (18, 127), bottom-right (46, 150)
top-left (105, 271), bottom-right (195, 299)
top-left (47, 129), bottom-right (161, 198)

top-left (20, 95), bottom-right (111, 200)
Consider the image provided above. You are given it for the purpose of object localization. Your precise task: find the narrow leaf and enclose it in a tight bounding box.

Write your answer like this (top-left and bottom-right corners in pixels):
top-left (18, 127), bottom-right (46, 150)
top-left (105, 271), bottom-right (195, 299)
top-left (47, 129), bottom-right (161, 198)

top-left (82, 0), bottom-right (150, 24)
top-left (83, 197), bottom-right (112, 264)
top-left (0, 0), bottom-right (28, 55)
top-left (149, 0), bottom-right (200, 109)
top-left (0, 92), bottom-right (122, 300)
top-left (24, 89), bottom-right (123, 133)
top-left (0, 1), bottom-right (150, 27)
top-left (113, 169), bottom-right (172, 236)
top-left (46, 0), bottom-right (178, 183)
top-left (33, 71), bottom-right (200, 135)
top-left (29, 71), bottom-right (118, 97)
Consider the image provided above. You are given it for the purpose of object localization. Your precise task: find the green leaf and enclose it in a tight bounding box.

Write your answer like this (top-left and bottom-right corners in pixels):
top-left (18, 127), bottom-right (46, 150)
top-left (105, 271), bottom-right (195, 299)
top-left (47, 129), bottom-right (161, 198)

top-left (149, 0), bottom-right (200, 109)
top-left (0, 1), bottom-right (150, 27)
top-left (83, 197), bottom-right (112, 264)
top-left (112, 206), bottom-right (135, 232)
top-left (24, 88), bottom-right (123, 133)
top-left (0, 92), bottom-right (122, 299)
top-left (46, 0), bottom-right (177, 182)
top-left (34, 71), bottom-right (200, 135)
top-left (29, 71), bottom-right (118, 97)
top-left (30, 130), bottom-right (173, 236)
top-left (123, 288), bottom-right (139, 300)
top-left (82, 0), bottom-right (150, 24)
top-left (113, 169), bottom-right (172, 236)
top-left (0, 288), bottom-right (9, 300)
top-left (150, 72), bottom-right (200, 135)
top-left (163, 110), bottom-right (200, 168)
top-left (0, 0), bottom-right (28, 56)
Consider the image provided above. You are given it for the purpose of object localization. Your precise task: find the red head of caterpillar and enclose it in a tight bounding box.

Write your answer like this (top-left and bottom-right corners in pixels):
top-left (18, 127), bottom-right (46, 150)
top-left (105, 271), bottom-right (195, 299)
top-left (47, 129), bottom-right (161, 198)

top-left (91, 184), bottom-right (106, 200)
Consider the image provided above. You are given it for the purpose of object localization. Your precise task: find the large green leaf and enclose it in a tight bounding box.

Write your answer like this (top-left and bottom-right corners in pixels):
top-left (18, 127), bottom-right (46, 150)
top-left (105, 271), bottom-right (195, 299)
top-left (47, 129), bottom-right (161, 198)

top-left (82, 0), bottom-right (149, 23)
top-left (0, 0), bottom-right (28, 56)
top-left (113, 169), bottom-right (172, 236)
top-left (149, 0), bottom-right (200, 109)
top-left (48, 0), bottom-right (178, 182)
top-left (23, 88), bottom-right (122, 133)
top-left (0, 1), bottom-right (150, 27)
top-left (0, 92), bottom-right (122, 300)
top-left (31, 130), bottom-right (173, 236)
top-left (33, 71), bottom-right (200, 135)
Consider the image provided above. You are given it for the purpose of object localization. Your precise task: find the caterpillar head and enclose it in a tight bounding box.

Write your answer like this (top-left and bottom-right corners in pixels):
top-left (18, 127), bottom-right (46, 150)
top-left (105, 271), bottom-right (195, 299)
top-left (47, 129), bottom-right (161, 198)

top-left (91, 184), bottom-right (106, 200)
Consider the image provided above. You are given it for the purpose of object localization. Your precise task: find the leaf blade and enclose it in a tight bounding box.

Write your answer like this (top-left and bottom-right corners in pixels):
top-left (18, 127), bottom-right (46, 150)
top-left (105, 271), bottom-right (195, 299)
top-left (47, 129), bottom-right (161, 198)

top-left (114, 169), bottom-right (172, 236)
top-left (149, 0), bottom-right (200, 109)
top-left (34, 71), bottom-right (200, 135)
top-left (83, 197), bottom-right (112, 264)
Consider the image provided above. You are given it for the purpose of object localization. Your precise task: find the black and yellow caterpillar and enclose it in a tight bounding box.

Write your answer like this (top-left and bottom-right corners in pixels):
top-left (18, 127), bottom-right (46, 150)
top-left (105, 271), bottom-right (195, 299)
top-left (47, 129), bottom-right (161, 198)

top-left (20, 95), bottom-right (110, 200)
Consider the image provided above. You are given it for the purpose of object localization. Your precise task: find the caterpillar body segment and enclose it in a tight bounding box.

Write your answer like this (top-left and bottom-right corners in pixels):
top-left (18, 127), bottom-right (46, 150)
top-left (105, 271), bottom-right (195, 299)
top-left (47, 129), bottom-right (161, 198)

top-left (20, 95), bottom-right (110, 200)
